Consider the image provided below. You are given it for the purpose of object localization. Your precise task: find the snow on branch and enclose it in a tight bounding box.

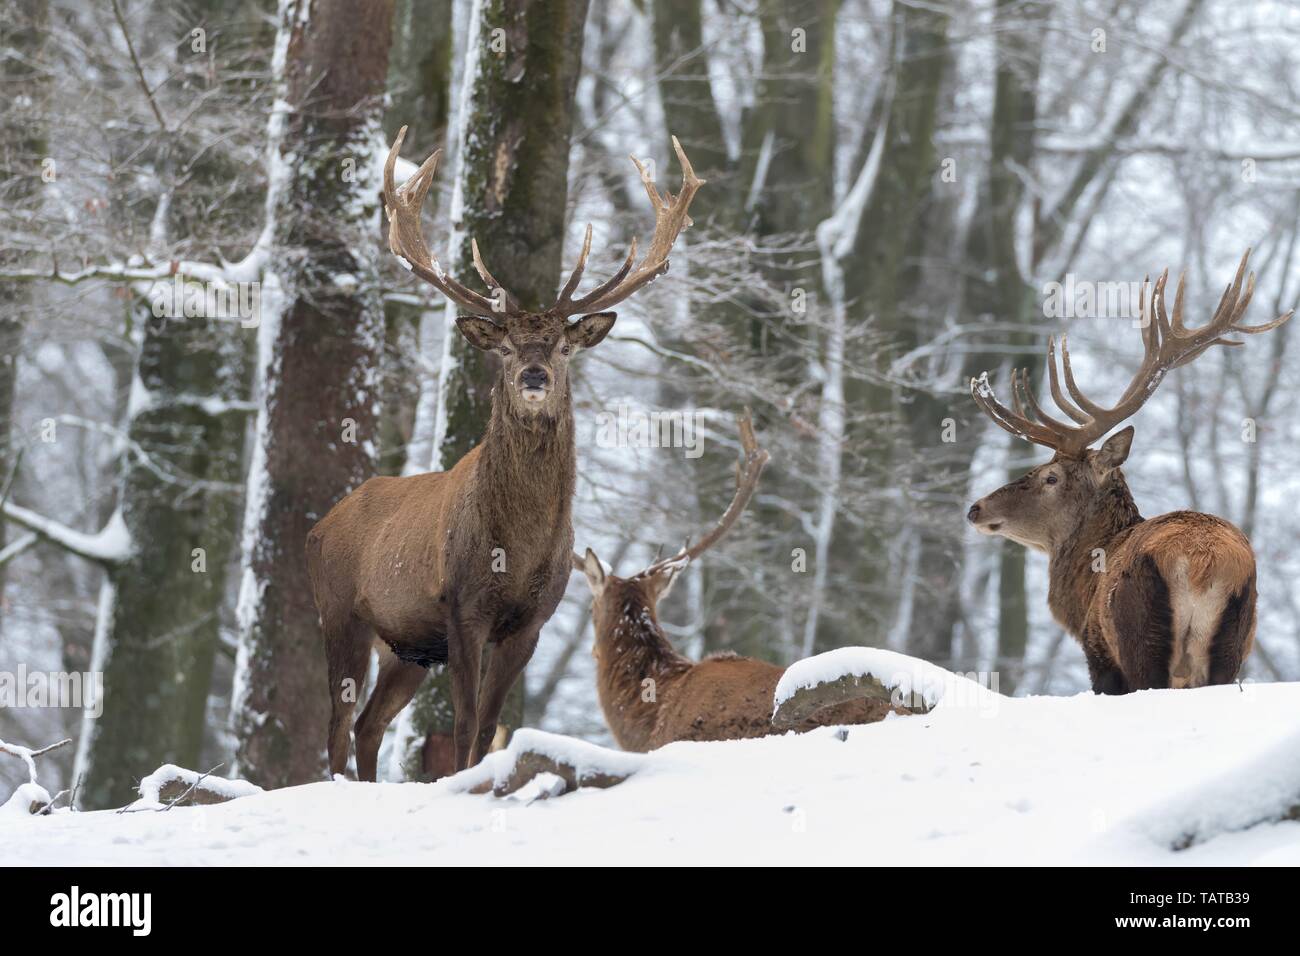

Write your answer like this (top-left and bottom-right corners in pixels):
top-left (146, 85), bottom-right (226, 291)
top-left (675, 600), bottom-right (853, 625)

top-left (0, 736), bottom-right (72, 786)
top-left (772, 648), bottom-right (1002, 728)
top-left (47, 414), bottom-right (246, 494)
top-left (0, 258), bottom-right (237, 287)
top-left (442, 729), bottom-right (644, 798)
top-left (0, 531), bottom-right (38, 567)
top-left (0, 145), bottom-right (421, 296)
top-left (2, 503), bottom-right (132, 566)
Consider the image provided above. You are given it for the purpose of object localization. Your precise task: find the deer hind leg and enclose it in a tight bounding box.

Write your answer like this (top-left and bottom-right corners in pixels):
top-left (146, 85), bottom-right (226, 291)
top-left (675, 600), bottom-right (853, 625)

top-left (1082, 626), bottom-right (1128, 695)
top-left (1206, 575), bottom-right (1256, 686)
top-left (1112, 554), bottom-right (1175, 691)
top-left (326, 616), bottom-right (374, 778)
top-left (471, 628), bottom-right (542, 766)
top-left (354, 644), bottom-right (427, 782)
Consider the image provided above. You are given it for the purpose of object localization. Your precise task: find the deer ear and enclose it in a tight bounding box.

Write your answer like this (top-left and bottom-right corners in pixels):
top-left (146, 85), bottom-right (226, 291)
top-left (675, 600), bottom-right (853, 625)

top-left (1095, 426), bottom-right (1134, 473)
top-left (566, 312), bottom-right (616, 349)
top-left (581, 548), bottom-right (606, 595)
top-left (456, 316), bottom-right (507, 351)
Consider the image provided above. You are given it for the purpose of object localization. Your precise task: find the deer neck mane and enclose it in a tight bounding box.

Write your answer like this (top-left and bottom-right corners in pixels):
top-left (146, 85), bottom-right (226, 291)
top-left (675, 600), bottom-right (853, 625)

top-left (476, 377), bottom-right (576, 518)
top-left (1047, 470), bottom-right (1144, 635)
top-left (595, 592), bottom-right (691, 751)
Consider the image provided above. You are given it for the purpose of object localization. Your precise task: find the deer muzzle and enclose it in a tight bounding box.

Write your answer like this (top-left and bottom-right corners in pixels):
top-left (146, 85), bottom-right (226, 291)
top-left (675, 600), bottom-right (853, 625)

top-left (966, 500), bottom-right (1002, 534)
top-left (519, 365), bottom-right (550, 402)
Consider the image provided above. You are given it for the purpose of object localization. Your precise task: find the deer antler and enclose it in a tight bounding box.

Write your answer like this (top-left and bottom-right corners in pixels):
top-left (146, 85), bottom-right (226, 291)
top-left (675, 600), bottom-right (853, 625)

top-left (636, 409), bottom-right (769, 579)
top-left (553, 136), bottom-right (704, 319)
top-left (383, 126), bottom-right (502, 318)
top-left (971, 249), bottom-right (1294, 458)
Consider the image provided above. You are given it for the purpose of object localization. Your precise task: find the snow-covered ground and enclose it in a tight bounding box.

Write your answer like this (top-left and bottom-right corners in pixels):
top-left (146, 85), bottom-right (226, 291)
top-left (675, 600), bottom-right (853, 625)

top-left (5, 676), bottom-right (1299, 865)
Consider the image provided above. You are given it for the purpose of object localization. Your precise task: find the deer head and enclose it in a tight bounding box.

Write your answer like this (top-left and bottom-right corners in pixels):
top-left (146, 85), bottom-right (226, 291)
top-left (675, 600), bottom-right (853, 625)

top-left (577, 410), bottom-right (770, 624)
top-left (967, 249), bottom-right (1292, 551)
top-left (383, 126), bottom-right (704, 418)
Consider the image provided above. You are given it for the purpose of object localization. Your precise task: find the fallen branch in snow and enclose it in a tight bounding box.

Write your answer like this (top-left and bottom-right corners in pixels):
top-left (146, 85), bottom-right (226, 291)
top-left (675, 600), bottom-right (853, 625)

top-left (443, 729), bottom-right (644, 798)
top-left (39, 774), bottom-right (84, 816)
top-left (0, 737), bottom-right (72, 786)
top-left (35, 788), bottom-right (72, 816)
top-left (772, 648), bottom-right (1002, 728)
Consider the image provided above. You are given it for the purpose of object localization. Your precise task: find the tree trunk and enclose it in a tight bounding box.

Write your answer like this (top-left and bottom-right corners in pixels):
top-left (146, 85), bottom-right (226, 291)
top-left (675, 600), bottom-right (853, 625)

top-left (75, 309), bottom-right (253, 809)
top-left (232, 0), bottom-right (395, 789)
top-left (0, 0), bottom-right (48, 629)
top-left (729, 0), bottom-right (839, 659)
top-left (648, 0), bottom-right (840, 660)
top-left (392, 0), bottom-right (590, 780)
top-left (824, 0), bottom-right (950, 654)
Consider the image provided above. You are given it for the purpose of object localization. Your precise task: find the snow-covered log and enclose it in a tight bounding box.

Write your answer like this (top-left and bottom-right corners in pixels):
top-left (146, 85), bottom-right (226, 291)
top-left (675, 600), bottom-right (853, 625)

top-left (443, 730), bottom-right (643, 798)
top-left (136, 765), bottom-right (263, 808)
top-left (772, 647), bottom-right (1001, 727)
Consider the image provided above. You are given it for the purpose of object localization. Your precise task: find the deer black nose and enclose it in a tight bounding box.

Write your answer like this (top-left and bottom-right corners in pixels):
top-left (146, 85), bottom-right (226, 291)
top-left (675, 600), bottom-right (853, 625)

top-left (521, 366), bottom-right (549, 389)
top-left (966, 504), bottom-right (981, 523)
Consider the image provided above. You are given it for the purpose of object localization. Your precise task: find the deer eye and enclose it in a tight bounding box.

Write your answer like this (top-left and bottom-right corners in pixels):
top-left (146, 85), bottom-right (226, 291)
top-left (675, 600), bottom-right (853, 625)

top-left (498, 346), bottom-right (512, 357)
top-left (1044, 474), bottom-right (1058, 485)
top-left (561, 344), bottom-right (571, 356)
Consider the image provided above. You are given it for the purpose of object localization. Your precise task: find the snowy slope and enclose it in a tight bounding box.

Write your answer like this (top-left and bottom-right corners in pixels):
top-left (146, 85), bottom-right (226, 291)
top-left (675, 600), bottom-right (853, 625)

top-left (4, 681), bottom-right (1299, 865)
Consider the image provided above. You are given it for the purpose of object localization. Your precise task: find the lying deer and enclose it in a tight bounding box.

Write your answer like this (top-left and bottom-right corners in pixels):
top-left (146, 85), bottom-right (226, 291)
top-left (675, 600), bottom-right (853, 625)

top-left (307, 127), bottom-right (704, 777)
top-left (967, 250), bottom-right (1292, 693)
top-left (576, 413), bottom-right (896, 751)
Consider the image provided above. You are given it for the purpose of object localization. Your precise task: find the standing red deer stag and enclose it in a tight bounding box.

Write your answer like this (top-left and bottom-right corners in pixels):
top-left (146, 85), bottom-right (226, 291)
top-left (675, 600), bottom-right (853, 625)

top-left (307, 127), bottom-right (703, 778)
top-left (576, 413), bottom-right (898, 750)
top-left (966, 250), bottom-right (1292, 694)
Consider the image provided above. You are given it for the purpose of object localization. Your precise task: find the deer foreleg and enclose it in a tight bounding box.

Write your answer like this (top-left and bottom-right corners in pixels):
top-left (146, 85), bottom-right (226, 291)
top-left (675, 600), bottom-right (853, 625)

top-left (448, 616), bottom-right (489, 771)
top-left (471, 628), bottom-right (542, 766)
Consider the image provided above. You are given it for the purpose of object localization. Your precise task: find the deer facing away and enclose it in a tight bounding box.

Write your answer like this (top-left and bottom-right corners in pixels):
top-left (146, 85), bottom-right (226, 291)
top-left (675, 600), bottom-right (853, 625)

top-left (307, 127), bottom-right (703, 778)
top-left (577, 413), bottom-right (897, 751)
top-left (967, 250), bottom-right (1292, 694)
